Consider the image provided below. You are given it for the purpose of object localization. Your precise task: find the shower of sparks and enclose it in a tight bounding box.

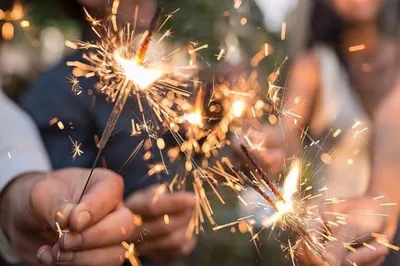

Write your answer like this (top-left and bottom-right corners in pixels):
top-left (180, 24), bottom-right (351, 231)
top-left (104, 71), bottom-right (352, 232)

top-left (67, 0), bottom-right (197, 203)
top-left (66, 0), bottom-right (193, 152)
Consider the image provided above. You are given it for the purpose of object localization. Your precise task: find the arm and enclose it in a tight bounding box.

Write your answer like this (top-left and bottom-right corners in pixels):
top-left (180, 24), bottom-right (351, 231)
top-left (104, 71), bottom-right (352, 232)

top-left (280, 53), bottom-right (320, 156)
top-left (0, 89), bottom-right (51, 264)
top-left (0, 90), bottom-right (51, 193)
top-left (245, 53), bottom-right (320, 174)
top-left (368, 82), bottom-right (400, 236)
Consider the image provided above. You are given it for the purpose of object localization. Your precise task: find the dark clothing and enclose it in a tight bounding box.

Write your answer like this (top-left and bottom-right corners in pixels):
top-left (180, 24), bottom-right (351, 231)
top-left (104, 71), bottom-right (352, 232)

top-left (20, 51), bottom-right (166, 197)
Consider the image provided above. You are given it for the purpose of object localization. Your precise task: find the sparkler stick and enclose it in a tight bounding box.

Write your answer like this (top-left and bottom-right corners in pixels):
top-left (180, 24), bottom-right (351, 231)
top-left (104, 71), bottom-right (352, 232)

top-left (240, 144), bottom-right (286, 203)
top-left (78, 0), bottom-right (165, 203)
top-left (238, 148), bottom-right (334, 265)
top-left (237, 169), bottom-right (279, 212)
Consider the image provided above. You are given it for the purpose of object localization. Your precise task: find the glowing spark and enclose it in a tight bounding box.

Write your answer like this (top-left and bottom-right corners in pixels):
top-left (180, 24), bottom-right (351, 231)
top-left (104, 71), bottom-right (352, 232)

top-left (164, 214), bottom-right (170, 225)
top-left (349, 44), bottom-right (366, 52)
top-left (188, 44), bottom-right (209, 55)
top-left (122, 241), bottom-right (142, 266)
top-left (57, 121), bottom-right (65, 130)
top-left (69, 136), bottom-right (84, 160)
top-left (281, 22), bottom-right (287, 40)
top-left (56, 222), bottom-right (63, 238)
top-left (231, 100), bottom-right (246, 118)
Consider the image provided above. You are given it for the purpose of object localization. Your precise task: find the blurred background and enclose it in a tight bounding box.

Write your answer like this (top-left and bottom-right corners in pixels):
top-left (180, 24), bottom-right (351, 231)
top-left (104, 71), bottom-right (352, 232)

top-left (0, 1), bottom-right (297, 265)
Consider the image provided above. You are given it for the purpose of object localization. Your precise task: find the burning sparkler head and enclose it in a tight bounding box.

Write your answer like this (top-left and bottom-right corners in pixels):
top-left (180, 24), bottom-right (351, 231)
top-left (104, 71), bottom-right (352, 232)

top-left (183, 110), bottom-right (203, 126)
top-left (114, 49), bottom-right (164, 90)
top-left (231, 99), bottom-right (246, 118)
top-left (276, 159), bottom-right (301, 214)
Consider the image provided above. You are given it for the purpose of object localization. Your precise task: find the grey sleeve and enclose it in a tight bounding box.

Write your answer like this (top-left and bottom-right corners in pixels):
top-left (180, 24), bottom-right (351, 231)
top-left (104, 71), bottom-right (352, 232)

top-left (0, 89), bottom-right (51, 263)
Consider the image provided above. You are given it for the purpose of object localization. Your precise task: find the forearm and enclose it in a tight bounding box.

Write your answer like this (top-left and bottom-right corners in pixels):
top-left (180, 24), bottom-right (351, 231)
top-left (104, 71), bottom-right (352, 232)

top-left (0, 172), bottom-right (46, 263)
top-left (368, 91), bottom-right (400, 209)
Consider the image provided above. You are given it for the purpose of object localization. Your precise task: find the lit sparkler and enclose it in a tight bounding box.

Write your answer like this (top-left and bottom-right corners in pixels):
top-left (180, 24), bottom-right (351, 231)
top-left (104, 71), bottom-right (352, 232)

top-left (66, 0), bottom-right (193, 201)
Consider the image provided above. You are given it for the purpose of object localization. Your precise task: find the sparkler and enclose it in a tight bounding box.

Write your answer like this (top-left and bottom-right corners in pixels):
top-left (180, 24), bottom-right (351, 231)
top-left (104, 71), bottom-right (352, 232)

top-left (237, 147), bottom-right (332, 264)
top-left (67, 0), bottom-right (193, 202)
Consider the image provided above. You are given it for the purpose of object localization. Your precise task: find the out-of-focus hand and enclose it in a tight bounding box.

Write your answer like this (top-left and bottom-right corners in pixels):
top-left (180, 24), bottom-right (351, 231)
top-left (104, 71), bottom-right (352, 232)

top-left (0, 168), bottom-right (133, 266)
top-left (298, 196), bottom-right (398, 266)
top-left (233, 124), bottom-right (285, 177)
top-left (126, 185), bottom-right (196, 263)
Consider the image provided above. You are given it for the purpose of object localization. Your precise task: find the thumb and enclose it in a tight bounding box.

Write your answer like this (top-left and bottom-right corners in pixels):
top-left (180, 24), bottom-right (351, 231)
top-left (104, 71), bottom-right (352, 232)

top-left (68, 168), bottom-right (124, 232)
top-left (30, 168), bottom-right (124, 232)
top-left (30, 171), bottom-right (78, 231)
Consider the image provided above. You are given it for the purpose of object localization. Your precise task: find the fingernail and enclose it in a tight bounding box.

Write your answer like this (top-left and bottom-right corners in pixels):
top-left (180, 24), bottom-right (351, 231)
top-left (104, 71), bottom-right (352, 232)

top-left (56, 250), bottom-right (74, 262)
top-left (63, 233), bottom-right (83, 251)
top-left (37, 249), bottom-right (53, 265)
top-left (56, 203), bottom-right (74, 225)
top-left (77, 210), bottom-right (91, 231)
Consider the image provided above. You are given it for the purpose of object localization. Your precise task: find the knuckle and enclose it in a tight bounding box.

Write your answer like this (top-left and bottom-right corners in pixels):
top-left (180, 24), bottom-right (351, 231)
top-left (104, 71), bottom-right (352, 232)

top-left (169, 231), bottom-right (184, 249)
top-left (122, 209), bottom-right (136, 238)
top-left (85, 226), bottom-right (104, 245)
top-left (147, 204), bottom-right (159, 217)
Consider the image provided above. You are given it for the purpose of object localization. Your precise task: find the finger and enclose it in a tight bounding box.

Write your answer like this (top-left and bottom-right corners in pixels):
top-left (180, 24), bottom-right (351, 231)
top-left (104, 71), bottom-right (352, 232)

top-left (346, 241), bottom-right (389, 265)
top-left (133, 210), bottom-right (192, 241)
top-left (30, 172), bottom-right (77, 230)
top-left (69, 168), bottom-right (124, 232)
top-left (126, 187), bottom-right (195, 219)
top-left (297, 223), bottom-right (355, 266)
top-left (37, 245), bottom-right (54, 265)
top-left (151, 238), bottom-right (197, 263)
top-left (137, 227), bottom-right (196, 262)
top-left (52, 243), bottom-right (125, 266)
top-left (59, 206), bottom-right (135, 251)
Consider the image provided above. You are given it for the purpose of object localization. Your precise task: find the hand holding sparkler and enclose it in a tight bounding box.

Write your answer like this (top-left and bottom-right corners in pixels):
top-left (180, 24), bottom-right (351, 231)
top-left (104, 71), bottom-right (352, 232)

top-left (238, 144), bottom-right (335, 265)
top-left (126, 185), bottom-right (197, 263)
top-left (0, 168), bottom-right (136, 266)
top-left (298, 196), bottom-right (399, 266)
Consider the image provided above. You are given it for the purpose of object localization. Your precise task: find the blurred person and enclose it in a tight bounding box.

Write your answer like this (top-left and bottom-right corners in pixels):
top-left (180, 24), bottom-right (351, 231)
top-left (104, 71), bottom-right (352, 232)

top-left (20, 0), bottom-right (196, 265)
top-left (0, 78), bottom-right (139, 266)
top-left (253, 0), bottom-right (400, 265)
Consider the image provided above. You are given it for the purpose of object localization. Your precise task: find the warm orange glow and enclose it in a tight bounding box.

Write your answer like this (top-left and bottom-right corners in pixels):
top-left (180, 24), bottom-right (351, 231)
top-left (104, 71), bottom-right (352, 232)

top-left (231, 100), bottom-right (246, 118)
top-left (184, 111), bottom-right (202, 126)
top-left (262, 159), bottom-right (301, 227)
top-left (114, 51), bottom-right (163, 90)
top-left (2, 22), bottom-right (14, 41)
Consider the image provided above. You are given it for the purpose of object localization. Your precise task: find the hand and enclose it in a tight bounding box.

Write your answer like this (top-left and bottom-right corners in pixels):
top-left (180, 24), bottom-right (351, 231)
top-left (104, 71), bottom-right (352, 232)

top-left (233, 124), bottom-right (285, 177)
top-left (126, 185), bottom-right (196, 263)
top-left (0, 168), bottom-right (133, 266)
top-left (298, 196), bottom-right (398, 266)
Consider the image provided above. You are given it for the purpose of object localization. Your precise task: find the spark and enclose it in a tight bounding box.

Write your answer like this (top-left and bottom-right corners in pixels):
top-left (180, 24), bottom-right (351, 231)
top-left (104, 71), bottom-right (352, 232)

top-left (281, 22), bottom-right (287, 40)
top-left (164, 214), bottom-right (170, 225)
top-left (69, 136), bottom-right (84, 160)
top-left (122, 241), bottom-right (141, 266)
top-left (56, 222), bottom-right (63, 238)
top-left (57, 121), bottom-right (65, 130)
top-left (349, 44), bottom-right (366, 52)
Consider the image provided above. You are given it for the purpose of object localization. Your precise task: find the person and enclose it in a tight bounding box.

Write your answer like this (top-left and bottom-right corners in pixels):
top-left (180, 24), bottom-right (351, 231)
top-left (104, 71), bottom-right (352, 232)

top-left (253, 0), bottom-right (400, 265)
top-left (20, 0), bottom-right (196, 265)
top-left (0, 76), bottom-right (144, 266)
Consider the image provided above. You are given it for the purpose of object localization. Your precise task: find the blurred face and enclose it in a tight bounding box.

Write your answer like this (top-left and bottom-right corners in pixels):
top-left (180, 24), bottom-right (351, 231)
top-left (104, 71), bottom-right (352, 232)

top-left (331, 0), bottom-right (383, 24)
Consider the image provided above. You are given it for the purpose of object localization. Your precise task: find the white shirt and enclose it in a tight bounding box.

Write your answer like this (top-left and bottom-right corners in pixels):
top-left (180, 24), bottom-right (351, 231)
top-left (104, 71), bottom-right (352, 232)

top-left (0, 88), bottom-right (51, 263)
